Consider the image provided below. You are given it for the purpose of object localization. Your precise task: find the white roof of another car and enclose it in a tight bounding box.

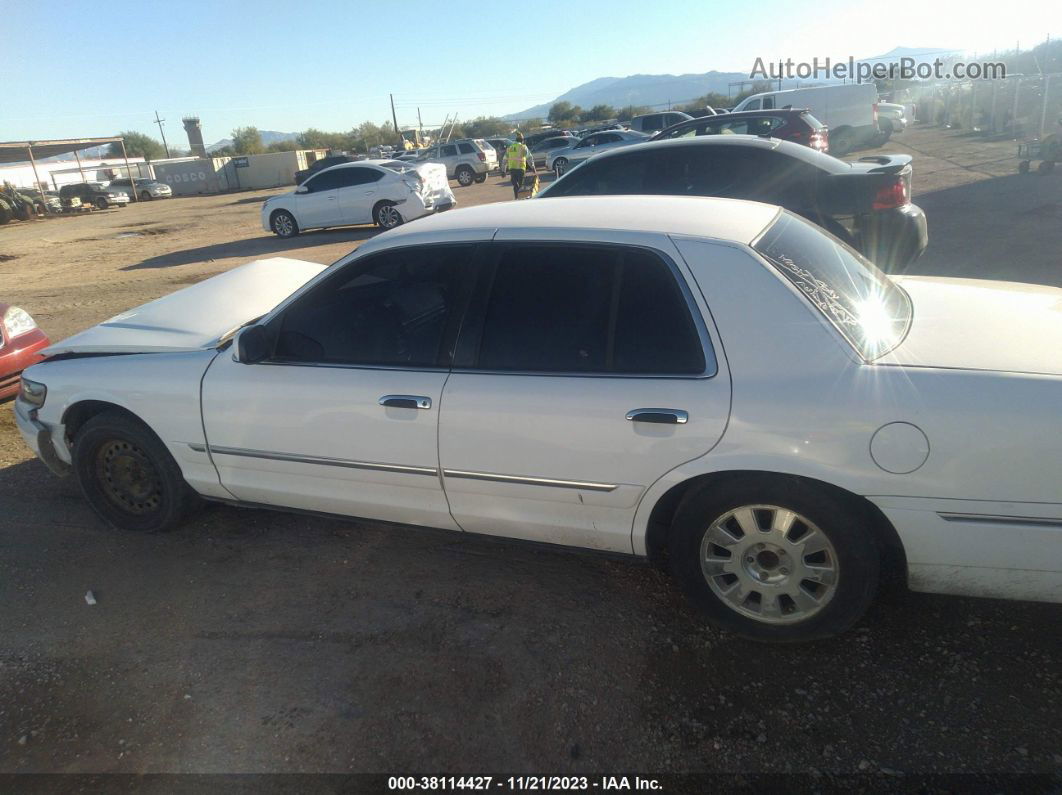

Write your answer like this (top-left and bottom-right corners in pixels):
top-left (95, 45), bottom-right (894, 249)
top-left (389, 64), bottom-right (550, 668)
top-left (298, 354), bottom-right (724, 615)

top-left (381, 195), bottom-right (781, 245)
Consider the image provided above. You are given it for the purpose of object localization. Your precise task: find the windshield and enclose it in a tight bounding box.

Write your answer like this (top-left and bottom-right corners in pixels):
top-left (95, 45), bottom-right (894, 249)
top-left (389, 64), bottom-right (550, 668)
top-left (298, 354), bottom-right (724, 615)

top-left (754, 212), bottom-right (911, 359)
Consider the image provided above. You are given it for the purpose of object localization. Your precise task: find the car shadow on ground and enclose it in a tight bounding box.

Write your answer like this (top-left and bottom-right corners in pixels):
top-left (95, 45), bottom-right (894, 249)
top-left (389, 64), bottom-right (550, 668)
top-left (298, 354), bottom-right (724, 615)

top-left (893, 171), bottom-right (1062, 287)
top-left (121, 227), bottom-right (380, 270)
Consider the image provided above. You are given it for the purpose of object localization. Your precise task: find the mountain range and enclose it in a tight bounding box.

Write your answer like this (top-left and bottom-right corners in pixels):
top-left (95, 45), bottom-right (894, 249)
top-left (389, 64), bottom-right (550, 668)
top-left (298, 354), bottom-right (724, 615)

top-left (506, 47), bottom-right (957, 120)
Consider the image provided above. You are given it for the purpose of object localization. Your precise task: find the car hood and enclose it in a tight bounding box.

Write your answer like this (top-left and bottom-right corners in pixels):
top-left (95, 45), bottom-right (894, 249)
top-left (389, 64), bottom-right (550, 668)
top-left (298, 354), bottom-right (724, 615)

top-left (877, 276), bottom-right (1062, 376)
top-left (43, 257), bottom-right (327, 356)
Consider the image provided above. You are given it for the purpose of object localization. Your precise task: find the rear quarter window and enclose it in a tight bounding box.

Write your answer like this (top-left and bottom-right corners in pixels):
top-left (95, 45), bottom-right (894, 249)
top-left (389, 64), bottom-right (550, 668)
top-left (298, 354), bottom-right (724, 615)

top-left (753, 211), bottom-right (911, 359)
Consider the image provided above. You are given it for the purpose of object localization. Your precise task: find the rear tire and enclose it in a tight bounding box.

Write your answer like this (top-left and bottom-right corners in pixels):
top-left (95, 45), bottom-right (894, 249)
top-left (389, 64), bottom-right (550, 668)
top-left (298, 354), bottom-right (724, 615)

top-left (456, 166), bottom-right (475, 187)
top-left (668, 476), bottom-right (880, 642)
top-left (830, 127), bottom-right (855, 157)
top-left (270, 209), bottom-right (299, 238)
top-left (73, 411), bottom-right (200, 533)
top-left (553, 158), bottom-right (569, 176)
top-left (141, 191), bottom-right (152, 201)
top-left (373, 201), bottom-right (403, 230)
top-left (1037, 160), bottom-right (1055, 175)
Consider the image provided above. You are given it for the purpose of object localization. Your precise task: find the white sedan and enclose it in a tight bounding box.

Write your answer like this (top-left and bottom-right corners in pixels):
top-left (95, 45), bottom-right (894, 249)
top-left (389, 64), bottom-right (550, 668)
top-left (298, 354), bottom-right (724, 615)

top-left (262, 159), bottom-right (455, 237)
top-left (15, 196), bottom-right (1062, 642)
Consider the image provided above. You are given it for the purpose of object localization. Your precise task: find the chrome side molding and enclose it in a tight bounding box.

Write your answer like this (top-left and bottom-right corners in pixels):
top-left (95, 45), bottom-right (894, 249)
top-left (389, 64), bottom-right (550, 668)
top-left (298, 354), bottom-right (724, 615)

top-left (443, 469), bottom-right (618, 492)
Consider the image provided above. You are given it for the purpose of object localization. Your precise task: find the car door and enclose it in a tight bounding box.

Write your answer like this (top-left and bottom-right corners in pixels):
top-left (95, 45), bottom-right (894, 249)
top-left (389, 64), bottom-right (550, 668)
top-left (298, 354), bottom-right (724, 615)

top-left (201, 242), bottom-right (481, 529)
top-left (295, 168), bottom-right (346, 229)
top-left (438, 144), bottom-right (459, 176)
top-left (437, 236), bottom-right (731, 553)
top-left (571, 134), bottom-right (602, 163)
top-left (336, 166), bottom-right (385, 225)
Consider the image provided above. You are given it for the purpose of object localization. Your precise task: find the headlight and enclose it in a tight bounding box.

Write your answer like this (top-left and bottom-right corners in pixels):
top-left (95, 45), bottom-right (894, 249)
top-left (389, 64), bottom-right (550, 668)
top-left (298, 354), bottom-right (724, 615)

top-left (19, 377), bottom-right (47, 408)
top-left (3, 306), bottom-right (38, 339)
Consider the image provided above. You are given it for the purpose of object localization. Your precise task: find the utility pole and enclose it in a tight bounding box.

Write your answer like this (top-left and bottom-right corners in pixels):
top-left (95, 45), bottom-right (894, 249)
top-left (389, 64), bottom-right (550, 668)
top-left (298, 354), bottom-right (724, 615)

top-left (390, 93), bottom-right (401, 146)
top-left (418, 107), bottom-right (424, 139)
top-left (154, 110), bottom-right (170, 158)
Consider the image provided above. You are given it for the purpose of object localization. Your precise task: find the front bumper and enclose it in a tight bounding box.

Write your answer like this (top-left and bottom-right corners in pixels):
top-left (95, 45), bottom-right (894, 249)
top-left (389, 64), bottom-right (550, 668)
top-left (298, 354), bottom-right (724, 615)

top-left (856, 202), bottom-right (928, 270)
top-left (14, 398), bottom-right (70, 477)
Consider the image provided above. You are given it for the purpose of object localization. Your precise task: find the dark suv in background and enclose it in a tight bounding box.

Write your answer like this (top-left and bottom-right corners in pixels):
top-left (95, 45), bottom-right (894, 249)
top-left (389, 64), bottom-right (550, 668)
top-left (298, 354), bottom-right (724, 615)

top-left (295, 155), bottom-right (357, 185)
top-left (652, 109), bottom-right (829, 153)
top-left (58, 183), bottom-right (129, 210)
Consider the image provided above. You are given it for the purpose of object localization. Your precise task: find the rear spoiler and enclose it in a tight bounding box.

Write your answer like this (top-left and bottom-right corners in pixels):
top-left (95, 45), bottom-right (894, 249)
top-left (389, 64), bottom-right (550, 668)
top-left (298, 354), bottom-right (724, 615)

top-left (852, 154), bottom-right (912, 174)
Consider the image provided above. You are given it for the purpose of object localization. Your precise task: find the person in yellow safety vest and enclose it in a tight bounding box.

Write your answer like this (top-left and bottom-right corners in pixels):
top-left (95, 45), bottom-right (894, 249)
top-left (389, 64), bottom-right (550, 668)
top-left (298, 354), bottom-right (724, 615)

top-left (506, 132), bottom-right (536, 199)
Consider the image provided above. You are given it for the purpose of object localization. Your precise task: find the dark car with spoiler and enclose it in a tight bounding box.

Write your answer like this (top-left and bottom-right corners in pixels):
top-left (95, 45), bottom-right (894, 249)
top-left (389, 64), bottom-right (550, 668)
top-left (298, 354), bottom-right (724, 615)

top-left (538, 136), bottom-right (927, 269)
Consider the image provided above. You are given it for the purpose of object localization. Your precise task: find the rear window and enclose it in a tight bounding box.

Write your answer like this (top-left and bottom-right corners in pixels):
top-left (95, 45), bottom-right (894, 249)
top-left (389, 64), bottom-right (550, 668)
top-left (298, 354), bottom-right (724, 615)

top-left (800, 112), bottom-right (826, 129)
top-left (753, 212), bottom-right (911, 359)
top-left (458, 142), bottom-right (475, 154)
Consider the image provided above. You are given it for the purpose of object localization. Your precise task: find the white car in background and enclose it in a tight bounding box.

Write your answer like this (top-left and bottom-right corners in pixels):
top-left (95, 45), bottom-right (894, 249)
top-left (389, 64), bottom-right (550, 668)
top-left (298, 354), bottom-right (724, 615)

top-left (262, 160), bottom-right (454, 237)
top-left (14, 196), bottom-right (1062, 643)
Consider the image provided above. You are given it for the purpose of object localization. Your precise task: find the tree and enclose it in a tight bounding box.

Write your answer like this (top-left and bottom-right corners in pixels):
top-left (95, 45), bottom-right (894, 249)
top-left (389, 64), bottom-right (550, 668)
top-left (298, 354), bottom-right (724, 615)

top-left (463, 116), bottom-right (511, 138)
top-left (616, 105), bottom-right (651, 122)
top-left (580, 104), bottom-right (616, 123)
top-left (109, 131), bottom-right (165, 161)
top-left (296, 128), bottom-right (348, 150)
top-left (548, 102), bottom-right (583, 125)
top-left (230, 126), bottom-right (264, 155)
top-left (266, 139), bottom-right (299, 153)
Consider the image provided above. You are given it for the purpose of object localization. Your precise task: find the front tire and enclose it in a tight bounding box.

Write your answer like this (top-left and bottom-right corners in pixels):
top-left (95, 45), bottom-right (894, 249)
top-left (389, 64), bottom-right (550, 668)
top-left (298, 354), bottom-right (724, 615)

top-left (373, 201), bottom-right (403, 230)
top-left (95, 197), bottom-right (109, 210)
top-left (668, 477), bottom-right (880, 642)
top-left (553, 158), bottom-right (568, 176)
top-left (829, 127), bottom-right (855, 157)
top-left (456, 166), bottom-right (475, 187)
top-left (140, 191), bottom-right (152, 201)
top-left (73, 411), bottom-right (200, 533)
top-left (270, 209), bottom-right (299, 238)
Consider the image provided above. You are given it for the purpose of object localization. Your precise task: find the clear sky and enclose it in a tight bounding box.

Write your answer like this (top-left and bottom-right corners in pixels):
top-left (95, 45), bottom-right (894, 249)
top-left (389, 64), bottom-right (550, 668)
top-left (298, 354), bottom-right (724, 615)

top-left (3, 0), bottom-right (1053, 145)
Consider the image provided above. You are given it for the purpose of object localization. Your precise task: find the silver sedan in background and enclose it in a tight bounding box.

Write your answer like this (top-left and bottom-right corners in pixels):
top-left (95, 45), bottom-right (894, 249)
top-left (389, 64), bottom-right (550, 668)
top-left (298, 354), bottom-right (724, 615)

top-left (546, 130), bottom-right (649, 174)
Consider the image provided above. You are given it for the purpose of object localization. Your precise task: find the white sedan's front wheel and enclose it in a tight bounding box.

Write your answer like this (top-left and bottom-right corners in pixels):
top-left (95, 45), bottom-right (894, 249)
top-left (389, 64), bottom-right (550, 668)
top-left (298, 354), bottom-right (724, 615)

top-left (670, 477), bottom-right (880, 642)
top-left (271, 209), bottom-right (299, 238)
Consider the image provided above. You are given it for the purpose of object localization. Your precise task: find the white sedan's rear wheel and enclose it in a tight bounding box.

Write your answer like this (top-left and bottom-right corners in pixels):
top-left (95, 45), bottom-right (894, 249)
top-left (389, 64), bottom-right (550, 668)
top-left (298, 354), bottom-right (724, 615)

top-left (670, 477), bottom-right (879, 642)
top-left (373, 201), bottom-right (403, 230)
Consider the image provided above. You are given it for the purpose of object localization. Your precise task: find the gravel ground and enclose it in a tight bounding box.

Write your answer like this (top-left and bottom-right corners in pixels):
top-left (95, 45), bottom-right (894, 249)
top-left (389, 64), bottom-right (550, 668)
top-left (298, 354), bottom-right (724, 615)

top-left (0, 127), bottom-right (1060, 785)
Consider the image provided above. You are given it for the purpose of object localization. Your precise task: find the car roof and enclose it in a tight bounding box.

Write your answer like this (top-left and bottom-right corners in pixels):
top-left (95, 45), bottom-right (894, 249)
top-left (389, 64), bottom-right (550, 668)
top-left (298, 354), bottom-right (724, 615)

top-left (373, 195), bottom-right (779, 245)
top-left (587, 134), bottom-right (849, 171)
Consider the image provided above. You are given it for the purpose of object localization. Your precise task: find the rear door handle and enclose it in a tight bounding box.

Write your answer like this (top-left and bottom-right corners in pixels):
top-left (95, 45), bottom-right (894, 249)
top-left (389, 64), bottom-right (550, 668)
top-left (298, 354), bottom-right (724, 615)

top-left (379, 394), bottom-right (432, 410)
top-left (626, 408), bottom-right (688, 424)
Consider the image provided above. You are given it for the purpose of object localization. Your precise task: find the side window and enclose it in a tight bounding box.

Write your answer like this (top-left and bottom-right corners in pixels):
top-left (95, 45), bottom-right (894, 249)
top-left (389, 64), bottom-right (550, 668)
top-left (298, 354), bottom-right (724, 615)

top-left (458, 142), bottom-right (475, 154)
top-left (762, 96), bottom-right (775, 109)
top-left (744, 99), bottom-right (762, 111)
top-left (638, 147), bottom-right (770, 198)
top-left (640, 115), bottom-right (660, 130)
top-left (337, 167), bottom-right (383, 187)
top-left (473, 245), bottom-right (705, 375)
top-left (303, 169), bottom-right (346, 192)
top-left (440, 144), bottom-right (458, 157)
top-left (544, 151), bottom-right (652, 196)
top-left (576, 135), bottom-right (598, 148)
top-left (599, 133), bottom-right (623, 143)
top-left (274, 245), bottom-right (474, 367)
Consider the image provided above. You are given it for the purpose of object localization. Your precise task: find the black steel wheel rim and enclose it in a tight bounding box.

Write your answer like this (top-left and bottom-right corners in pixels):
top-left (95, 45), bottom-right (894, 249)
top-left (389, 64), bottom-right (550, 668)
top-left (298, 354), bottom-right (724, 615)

top-left (95, 439), bottom-right (163, 515)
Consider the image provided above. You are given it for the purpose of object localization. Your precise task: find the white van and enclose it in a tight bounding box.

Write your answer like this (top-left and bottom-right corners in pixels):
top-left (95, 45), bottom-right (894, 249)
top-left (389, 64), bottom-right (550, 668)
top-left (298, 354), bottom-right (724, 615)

top-left (732, 84), bottom-right (878, 155)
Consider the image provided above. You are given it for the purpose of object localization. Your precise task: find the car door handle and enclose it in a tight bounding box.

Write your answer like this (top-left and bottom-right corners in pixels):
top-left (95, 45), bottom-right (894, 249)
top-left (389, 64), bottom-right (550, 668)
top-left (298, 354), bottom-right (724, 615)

top-left (626, 408), bottom-right (688, 424)
top-left (379, 394), bottom-right (432, 410)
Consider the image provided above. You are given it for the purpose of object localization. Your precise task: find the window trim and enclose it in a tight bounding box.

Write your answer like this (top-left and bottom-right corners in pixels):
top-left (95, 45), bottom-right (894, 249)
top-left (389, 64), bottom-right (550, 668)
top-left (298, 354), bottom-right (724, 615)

top-left (254, 242), bottom-right (483, 372)
top-left (451, 241), bottom-right (718, 380)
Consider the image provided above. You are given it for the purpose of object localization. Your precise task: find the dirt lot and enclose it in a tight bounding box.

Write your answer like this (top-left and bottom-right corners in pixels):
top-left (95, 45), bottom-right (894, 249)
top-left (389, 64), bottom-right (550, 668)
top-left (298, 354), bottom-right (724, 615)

top-left (1, 127), bottom-right (1060, 785)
